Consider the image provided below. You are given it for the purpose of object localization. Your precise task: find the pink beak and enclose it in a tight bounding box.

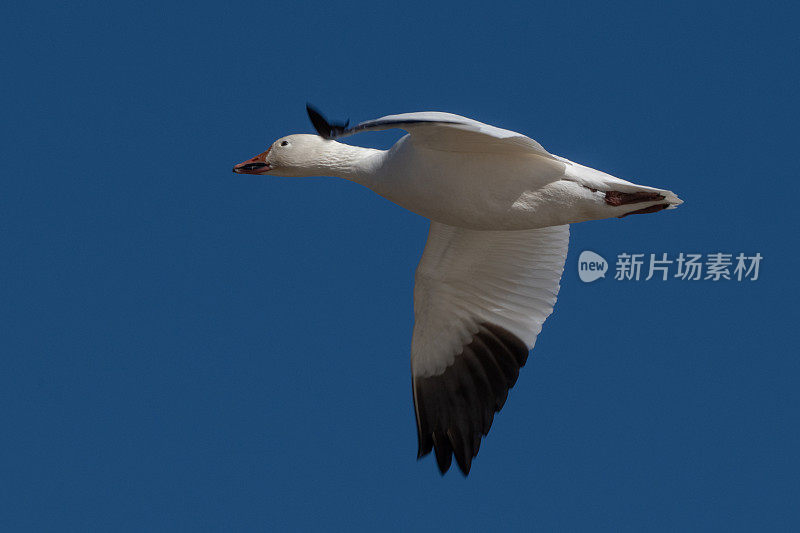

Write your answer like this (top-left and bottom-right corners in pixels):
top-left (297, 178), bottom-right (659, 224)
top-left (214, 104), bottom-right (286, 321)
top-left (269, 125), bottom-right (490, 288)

top-left (232, 147), bottom-right (272, 174)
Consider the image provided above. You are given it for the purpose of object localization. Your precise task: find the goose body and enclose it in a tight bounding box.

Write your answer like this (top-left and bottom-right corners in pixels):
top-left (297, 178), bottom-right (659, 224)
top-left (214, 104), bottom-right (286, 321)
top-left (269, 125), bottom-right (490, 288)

top-left (233, 107), bottom-right (682, 476)
top-left (371, 133), bottom-right (679, 230)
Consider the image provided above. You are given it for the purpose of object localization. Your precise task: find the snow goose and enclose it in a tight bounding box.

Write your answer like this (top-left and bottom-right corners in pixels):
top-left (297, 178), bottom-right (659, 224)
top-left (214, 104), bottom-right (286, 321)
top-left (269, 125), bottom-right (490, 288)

top-left (233, 105), bottom-right (682, 476)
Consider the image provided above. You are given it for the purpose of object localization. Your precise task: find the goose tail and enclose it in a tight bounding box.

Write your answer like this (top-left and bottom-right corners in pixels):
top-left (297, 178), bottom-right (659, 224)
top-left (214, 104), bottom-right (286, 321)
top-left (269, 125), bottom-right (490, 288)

top-left (564, 161), bottom-right (683, 217)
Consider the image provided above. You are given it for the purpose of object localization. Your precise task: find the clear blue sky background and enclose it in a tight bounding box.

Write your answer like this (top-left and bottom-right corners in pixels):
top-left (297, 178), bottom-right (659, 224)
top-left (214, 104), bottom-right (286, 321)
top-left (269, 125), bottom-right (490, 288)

top-left (3, 1), bottom-right (799, 530)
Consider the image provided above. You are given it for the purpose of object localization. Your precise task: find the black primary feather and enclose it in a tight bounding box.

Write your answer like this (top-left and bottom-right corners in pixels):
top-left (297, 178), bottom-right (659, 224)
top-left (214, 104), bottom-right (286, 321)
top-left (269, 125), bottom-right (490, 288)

top-left (306, 103), bottom-right (350, 139)
top-left (412, 322), bottom-right (530, 476)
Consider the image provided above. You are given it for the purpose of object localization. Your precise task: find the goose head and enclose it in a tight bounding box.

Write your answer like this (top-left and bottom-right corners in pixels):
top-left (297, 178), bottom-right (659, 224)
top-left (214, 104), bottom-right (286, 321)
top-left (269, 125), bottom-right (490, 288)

top-left (232, 134), bottom-right (341, 178)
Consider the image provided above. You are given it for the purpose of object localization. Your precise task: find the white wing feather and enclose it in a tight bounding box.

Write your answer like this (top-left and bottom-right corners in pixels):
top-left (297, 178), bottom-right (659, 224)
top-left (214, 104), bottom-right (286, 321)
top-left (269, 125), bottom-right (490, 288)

top-left (321, 110), bottom-right (557, 160)
top-left (411, 222), bottom-right (569, 377)
top-left (410, 222), bottom-right (569, 474)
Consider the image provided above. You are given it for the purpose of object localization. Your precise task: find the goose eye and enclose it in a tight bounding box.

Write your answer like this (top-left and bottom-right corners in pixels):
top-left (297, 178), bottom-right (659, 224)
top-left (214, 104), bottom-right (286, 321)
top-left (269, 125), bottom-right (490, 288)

top-left (280, 140), bottom-right (289, 147)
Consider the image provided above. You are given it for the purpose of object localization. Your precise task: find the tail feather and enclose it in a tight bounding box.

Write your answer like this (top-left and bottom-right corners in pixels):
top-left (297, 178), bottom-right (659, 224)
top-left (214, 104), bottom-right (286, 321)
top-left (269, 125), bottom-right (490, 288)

top-left (563, 159), bottom-right (683, 213)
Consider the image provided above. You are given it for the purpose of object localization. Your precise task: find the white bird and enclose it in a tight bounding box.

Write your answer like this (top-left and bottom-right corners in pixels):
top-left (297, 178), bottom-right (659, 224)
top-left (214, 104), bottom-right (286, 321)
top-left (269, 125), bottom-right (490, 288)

top-left (233, 105), bottom-right (682, 476)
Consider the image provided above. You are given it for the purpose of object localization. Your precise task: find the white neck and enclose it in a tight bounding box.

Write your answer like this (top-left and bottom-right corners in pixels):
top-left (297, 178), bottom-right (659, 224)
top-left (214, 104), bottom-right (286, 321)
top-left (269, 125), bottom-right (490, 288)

top-left (314, 141), bottom-right (385, 187)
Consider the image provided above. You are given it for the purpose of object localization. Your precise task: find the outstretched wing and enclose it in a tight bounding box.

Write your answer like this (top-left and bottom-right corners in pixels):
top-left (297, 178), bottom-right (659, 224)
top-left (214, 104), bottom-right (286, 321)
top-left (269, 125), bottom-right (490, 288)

top-left (306, 104), bottom-right (557, 159)
top-left (411, 222), bottom-right (569, 475)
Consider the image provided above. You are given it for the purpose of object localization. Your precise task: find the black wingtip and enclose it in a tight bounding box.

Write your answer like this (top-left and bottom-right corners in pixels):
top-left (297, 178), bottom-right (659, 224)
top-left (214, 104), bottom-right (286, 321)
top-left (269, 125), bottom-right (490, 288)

top-left (305, 103), bottom-right (349, 139)
top-left (412, 322), bottom-right (531, 477)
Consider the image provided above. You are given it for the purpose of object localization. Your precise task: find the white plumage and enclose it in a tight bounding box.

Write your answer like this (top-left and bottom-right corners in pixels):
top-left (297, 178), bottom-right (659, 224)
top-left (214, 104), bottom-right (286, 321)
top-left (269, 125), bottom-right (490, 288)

top-left (233, 106), bottom-right (682, 475)
top-left (412, 223), bottom-right (568, 377)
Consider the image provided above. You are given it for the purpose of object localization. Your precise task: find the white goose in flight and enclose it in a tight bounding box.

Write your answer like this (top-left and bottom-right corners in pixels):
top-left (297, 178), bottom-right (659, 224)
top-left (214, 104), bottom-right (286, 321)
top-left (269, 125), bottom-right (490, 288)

top-left (233, 105), bottom-right (682, 476)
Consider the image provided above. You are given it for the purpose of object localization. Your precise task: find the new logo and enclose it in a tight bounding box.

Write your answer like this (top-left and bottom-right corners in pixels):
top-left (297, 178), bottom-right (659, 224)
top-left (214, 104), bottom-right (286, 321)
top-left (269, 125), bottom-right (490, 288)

top-left (578, 251), bottom-right (608, 283)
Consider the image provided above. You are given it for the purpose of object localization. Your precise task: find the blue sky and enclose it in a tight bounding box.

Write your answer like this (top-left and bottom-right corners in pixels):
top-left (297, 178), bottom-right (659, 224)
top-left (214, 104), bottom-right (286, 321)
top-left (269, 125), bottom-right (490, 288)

top-left (3, 0), bottom-right (799, 530)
